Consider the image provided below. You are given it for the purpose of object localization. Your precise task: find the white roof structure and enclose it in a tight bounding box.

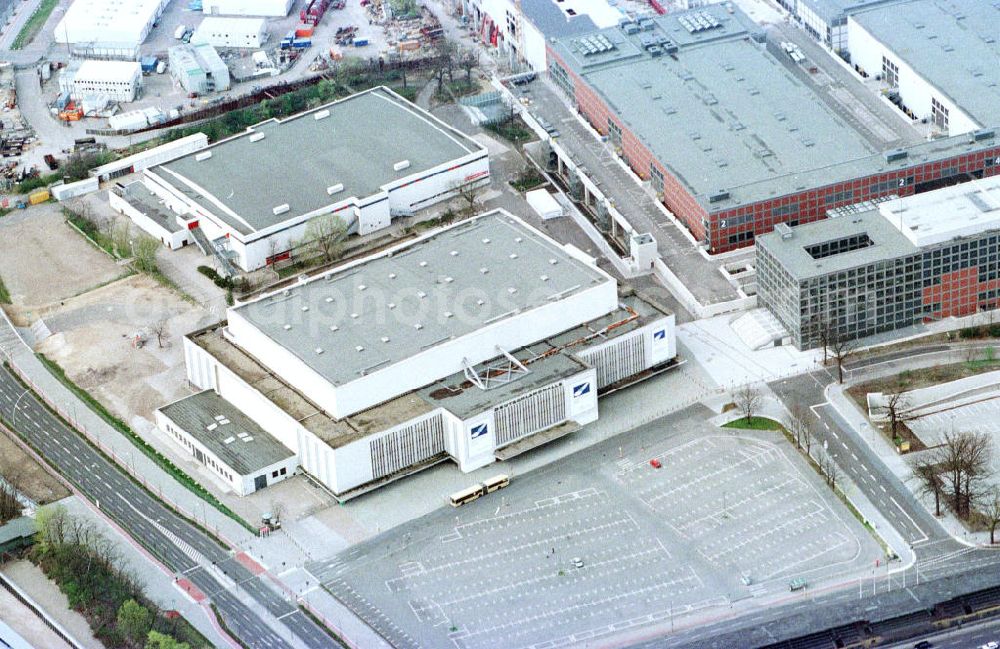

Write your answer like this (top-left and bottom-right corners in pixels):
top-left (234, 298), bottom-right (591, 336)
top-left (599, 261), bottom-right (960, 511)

top-left (74, 60), bottom-right (141, 82)
top-left (55, 0), bottom-right (166, 46)
top-left (881, 175), bottom-right (1000, 247)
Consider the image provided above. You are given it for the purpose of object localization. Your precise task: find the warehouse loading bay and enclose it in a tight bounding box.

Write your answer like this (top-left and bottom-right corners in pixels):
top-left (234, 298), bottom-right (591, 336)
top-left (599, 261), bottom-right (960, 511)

top-left (308, 406), bottom-right (881, 649)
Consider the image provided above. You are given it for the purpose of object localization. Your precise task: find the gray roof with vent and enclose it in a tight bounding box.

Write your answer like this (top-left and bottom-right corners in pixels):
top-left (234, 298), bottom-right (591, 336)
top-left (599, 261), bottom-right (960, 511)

top-left (850, 0), bottom-right (1000, 127)
top-left (757, 208), bottom-right (917, 280)
top-left (158, 390), bottom-right (294, 475)
top-left (153, 87), bottom-right (484, 236)
top-left (520, 0), bottom-right (598, 38)
top-left (231, 211), bottom-right (613, 387)
top-left (549, 3), bottom-right (1000, 211)
top-left (797, 0), bottom-right (905, 24)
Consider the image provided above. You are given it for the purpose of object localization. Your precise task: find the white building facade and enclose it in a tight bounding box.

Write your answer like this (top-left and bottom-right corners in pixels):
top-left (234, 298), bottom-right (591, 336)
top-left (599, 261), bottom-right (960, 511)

top-left (172, 211), bottom-right (678, 499)
top-left (59, 60), bottom-right (142, 102)
top-left (202, 0), bottom-right (293, 17)
top-left (194, 16), bottom-right (267, 48)
top-left (55, 0), bottom-right (168, 49)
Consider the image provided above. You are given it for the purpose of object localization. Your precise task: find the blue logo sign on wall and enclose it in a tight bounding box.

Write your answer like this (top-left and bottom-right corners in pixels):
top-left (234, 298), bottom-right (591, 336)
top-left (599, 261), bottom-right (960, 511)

top-left (573, 382), bottom-right (591, 398)
top-left (470, 423), bottom-right (488, 439)
top-left (653, 329), bottom-right (666, 340)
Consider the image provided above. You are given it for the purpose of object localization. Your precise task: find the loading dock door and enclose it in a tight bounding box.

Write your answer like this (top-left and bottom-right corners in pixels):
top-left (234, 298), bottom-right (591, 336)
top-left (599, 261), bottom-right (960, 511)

top-left (254, 475), bottom-right (267, 491)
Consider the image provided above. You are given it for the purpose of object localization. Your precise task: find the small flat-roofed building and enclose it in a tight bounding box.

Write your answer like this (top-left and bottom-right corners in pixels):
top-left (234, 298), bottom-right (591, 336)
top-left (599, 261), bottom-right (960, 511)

top-left (175, 210), bottom-right (677, 499)
top-left (58, 60), bottom-right (142, 103)
top-left (169, 43), bottom-right (231, 95)
top-left (121, 87), bottom-right (488, 271)
top-left (156, 390), bottom-right (298, 495)
top-left (848, 0), bottom-right (1000, 137)
top-left (202, 0), bottom-right (292, 16)
top-left (779, 0), bottom-right (904, 52)
top-left (757, 175), bottom-right (1000, 349)
top-left (546, 3), bottom-right (1000, 253)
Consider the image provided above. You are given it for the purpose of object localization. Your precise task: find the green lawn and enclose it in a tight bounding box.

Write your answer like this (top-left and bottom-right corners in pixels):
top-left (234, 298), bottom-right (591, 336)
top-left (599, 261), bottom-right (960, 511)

top-left (11, 0), bottom-right (59, 50)
top-left (722, 416), bottom-right (784, 431)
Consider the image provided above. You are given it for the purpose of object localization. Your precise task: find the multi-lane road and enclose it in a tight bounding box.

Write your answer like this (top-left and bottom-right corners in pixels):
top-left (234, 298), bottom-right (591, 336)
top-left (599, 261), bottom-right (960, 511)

top-left (0, 362), bottom-right (338, 649)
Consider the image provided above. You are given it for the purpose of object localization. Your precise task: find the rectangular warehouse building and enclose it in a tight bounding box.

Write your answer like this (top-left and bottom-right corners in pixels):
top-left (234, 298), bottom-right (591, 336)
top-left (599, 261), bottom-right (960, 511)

top-left (848, 0), bottom-right (1000, 137)
top-left (176, 210), bottom-right (677, 499)
top-left (546, 3), bottom-right (1000, 254)
top-left (114, 86), bottom-right (489, 272)
top-left (202, 0), bottom-right (293, 16)
top-left (757, 176), bottom-right (1000, 349)
top-left (775, 0), bottom-right (904, 52)
top-left (55, 0), bottom-right (168, 50)
top-left (168, 43), bottom-right (231, 95)
top-left (193, 16), bottom-right (267, 49)
top-left (58, 60), bottom-right (142, 103)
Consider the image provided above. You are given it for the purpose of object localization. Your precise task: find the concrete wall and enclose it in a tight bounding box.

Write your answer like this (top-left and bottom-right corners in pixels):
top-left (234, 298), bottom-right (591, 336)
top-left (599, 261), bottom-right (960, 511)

top-left (51, 177), bottom-right (99, 202)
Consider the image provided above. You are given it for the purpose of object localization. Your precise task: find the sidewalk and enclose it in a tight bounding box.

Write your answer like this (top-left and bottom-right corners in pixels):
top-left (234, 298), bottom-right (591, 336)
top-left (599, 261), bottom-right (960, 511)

top-left (826, 380), bottom-right (996, 548)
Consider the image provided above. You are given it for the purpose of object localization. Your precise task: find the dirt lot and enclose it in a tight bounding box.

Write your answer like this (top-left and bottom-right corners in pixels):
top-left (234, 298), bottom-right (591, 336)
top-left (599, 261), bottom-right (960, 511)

top-left (0, 432), bottom-right (70, 506)
top-left (0, 205), bottom-right (128, 322)
top-left (36, 273), bottom-right (213, 427)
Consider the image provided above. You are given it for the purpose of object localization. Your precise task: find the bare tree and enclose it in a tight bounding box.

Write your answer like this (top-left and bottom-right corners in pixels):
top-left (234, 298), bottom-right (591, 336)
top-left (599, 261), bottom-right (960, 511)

top-left (982, 487), bottom-right (1000, 545)
top-left (733, 385), bottom-right (762, 426)
top-left (459, 47), bottom-right (478, 85)
top-left (302, 214), bottom-right (348, 263)
top-left (149, 318), bottom-right (168, 349)
top-left (452, 180), bottom-right (482, 217)
top-left (788, 402), bottom-right (811, 454)
top-left (909, 456), bottom-right (943, 517)
top-left (820, 450), bottom-right (840, 491)
top-left (0, 474), bottom-right (21, 524)
top-left (934, 430), bottom-right (992, 519)
top-left (882, 392), bottom-right (915, 441)
top-left (824, 324), bottom-right (857, 384)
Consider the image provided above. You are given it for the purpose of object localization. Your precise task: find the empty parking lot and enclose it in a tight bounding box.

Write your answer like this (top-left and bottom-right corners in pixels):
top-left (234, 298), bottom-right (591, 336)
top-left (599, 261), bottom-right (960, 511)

top-left (308, 408), bottom-right (881, 649)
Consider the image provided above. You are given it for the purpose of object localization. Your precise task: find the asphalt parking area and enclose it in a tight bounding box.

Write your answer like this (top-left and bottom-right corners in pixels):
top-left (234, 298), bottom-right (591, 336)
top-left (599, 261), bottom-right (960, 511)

top-left (310, 416), bottom-right (879, 649)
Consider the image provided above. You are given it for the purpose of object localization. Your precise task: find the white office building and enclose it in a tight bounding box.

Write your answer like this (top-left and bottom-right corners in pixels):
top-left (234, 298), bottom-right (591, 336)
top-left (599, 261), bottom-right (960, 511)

top-left (174, 210), bottom-right (678, 499)
top-left (58, 60), bottom-right (142, 103)
top-left (202, 0), bottom-right (293, 17)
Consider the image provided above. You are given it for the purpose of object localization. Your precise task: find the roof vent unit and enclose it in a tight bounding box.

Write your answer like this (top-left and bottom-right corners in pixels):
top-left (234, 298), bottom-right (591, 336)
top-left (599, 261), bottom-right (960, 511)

top-left (327, 183), bottom-right (344, 195)
top-left (314, 109), bottom-right (330, 120)
top-left (249, 132), bottom-right (266, 143)
top-left (973, 128), bottom-right (996, 141)
top-left (355, 346), bottom-right (364, 352)
top-left (195, 151), bottom-right (212, 162)
top-left (639, 17), bottom-right (655, 31)
top-left (325, 296), bottom-right (333, 303)
top-left (709, 189), bottom-right (730, 203)
top-left (381, 336), bottom-right (390, 343)
top-left (884, 149), bottom-right (908, 163)
top-left (272, 204), bottom-right (290, 215)
top-left (393, 159), bottom-right (411, 172)
top-left (648, 45), bottom-right (663, 58)
top-left (623, 23), bottom-right (641, 35)
top-left (283, 324), bottom-right (292, 330)
top-left (774, 222), bottom-right (794, 240)
top-left (414, 323), bottom-right (423, 330)
top-left (443, 311), bottom-right (453, 318)
top-left (301, 306), bottom-right (309, 312)
top-left (329, 324), bottom-right (339, 331)
top-left (315, 347), bottom-right (324, 354)
top-left (662, 39), bottom-right (678, 54)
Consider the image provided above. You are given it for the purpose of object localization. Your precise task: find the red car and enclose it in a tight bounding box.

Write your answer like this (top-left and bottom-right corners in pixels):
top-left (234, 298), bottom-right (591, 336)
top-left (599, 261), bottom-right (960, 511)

top-left (649, 459), bottom-right (662, 469)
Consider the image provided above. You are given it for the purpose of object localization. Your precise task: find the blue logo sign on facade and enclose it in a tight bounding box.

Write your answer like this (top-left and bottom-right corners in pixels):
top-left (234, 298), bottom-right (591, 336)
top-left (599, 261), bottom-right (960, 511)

top-left (573, 382), bottom-right (591, 398)
top-left (470, 423), bottom-right (488, 439)
top-left (653, 329), bottom-right (666, 340)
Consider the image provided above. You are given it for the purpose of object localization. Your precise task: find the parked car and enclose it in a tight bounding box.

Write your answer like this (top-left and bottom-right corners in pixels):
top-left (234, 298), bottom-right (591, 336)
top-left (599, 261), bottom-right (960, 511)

top-left (913, 641), bottom-right (933, 649)
top-left (572, 557), bottom-right (584, 569)
top-left (650, 459), bottom-right (662, 469)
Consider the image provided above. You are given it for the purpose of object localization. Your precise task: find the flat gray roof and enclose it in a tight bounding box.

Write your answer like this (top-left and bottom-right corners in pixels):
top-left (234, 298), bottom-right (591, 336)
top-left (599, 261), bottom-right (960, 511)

top-left (520, 0), bottom-right (598, 38)
top-left (550, 5), bottom-right (877, 208)
top-left (757, 209), bottom-right (917, 280)
top-left (798, 0), bottom-right (905, 24)
top-left (158, 390), bottom-right (294, 475)
top-left (850, 0), bottom-right (1000, 127)
top-left (232, 211), bottom-right (612, 387)
top-left (550, 3), bottom-right (1000, 211)
top-left (155, 87), bottom-right (483, 236)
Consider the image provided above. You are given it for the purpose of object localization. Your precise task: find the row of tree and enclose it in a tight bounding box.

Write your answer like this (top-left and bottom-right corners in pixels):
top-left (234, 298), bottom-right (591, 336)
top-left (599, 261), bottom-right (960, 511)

top-left (33, 505), bottom-right (206, 649)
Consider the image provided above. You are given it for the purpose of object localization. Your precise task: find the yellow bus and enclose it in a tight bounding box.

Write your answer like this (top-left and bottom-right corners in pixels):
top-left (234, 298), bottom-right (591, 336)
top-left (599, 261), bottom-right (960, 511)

top-left (449, 485), bottom-right (484, 507)
top-left (482, 474), bottom-right (510, 493)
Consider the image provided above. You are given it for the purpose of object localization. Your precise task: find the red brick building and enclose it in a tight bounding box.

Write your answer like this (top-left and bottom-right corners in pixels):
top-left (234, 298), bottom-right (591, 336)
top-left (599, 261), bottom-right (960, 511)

top-left (546, 5), bottom-right (1000, 253)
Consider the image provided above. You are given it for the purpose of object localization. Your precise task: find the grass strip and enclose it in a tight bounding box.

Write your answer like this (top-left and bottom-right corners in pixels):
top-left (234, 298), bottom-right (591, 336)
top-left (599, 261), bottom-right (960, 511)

top-left (11, 0), bottom-right (59, 50)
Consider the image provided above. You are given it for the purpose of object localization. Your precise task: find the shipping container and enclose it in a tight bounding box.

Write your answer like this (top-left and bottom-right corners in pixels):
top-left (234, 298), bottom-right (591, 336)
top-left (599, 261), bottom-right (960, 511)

top-left (353, 38), bottom-right (368, 47)
top-left (29, 189), bottom-right (50, 205)
top-left (141, 56), bottom-right (158, 72)
top-left (295, 25), bottom-right (313, 37)
top-left (292, 38), bottom-right (311, 48)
